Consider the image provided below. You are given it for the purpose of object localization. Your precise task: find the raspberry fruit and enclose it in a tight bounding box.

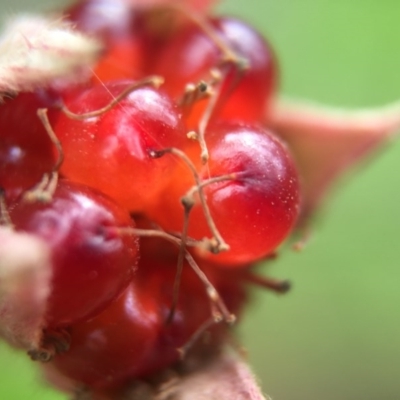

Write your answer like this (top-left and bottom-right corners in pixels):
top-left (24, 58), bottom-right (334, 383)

top-left (0, 1), bottom-right (397, 400)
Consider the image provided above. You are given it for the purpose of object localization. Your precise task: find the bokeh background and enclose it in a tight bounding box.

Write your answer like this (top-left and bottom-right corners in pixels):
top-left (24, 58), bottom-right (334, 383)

top-left (1, 1), bottom-right (400, 399)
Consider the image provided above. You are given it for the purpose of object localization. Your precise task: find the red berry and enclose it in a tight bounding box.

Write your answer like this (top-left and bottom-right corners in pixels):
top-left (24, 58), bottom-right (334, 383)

top-left (48, 249), bottom-right (246, 389)
top-left (9, 180), bottom-right (138, 327)
top-left (65, 0), bottom-right (146, 82)
top-left (50, 281), bottom-right (160, 388)
top-left (64, 0), bottom-right (186, 83)
top-left (150, 121), bottom-right (301, 265)
top-left (52, 80), bottom-right (188, 211)
top-left (152, 16), bottom-right (277, 122)
top-left (65, 0), bottom-right (134, 42)
top-left (0, 92), bottom-right (58, 202)
top-left (139, 258), bottom-right (247, 373)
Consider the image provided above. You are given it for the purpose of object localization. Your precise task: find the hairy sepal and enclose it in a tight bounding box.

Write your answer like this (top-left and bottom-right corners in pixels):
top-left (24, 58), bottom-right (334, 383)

top-left (269, 98), bottom-right (400, 221)
top-left (0, 227), bottom-right (52, 351)
top-left (71, 349), bottom-right (269, 400)
top-left (0, 15), bottom-right (102, 94)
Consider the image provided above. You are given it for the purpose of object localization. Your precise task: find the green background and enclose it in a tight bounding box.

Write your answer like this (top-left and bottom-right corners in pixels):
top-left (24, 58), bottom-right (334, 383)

top-left (1, 1), bottom-right (400, 399)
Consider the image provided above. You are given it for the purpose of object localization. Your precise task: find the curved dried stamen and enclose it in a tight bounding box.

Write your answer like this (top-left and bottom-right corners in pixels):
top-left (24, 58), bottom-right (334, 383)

top-left (0, 188), bottom-right (13, 228)
top-left (60, 76), bottom-right (164, 120)
top-left (116, 227), bottom-right (234, 325)
top-left (150, 147), bottom-right (229, 253)
top-left (22, 108), bottom-right (62, 203)
top-left (169, 5), bottom-right (249, 163)
top-left (243, 272), bottom-right (291, 294)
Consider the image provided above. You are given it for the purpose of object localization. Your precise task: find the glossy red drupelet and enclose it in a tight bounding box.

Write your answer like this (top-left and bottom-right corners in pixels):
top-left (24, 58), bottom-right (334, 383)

top-left (0, 0), bottom-right (299, 396)
top-left (65, 0), bottom-right (146, 82)
top-left (152, 16), bottom-right (277, 123)
top-left (52, 80), bottom-right (188, 212)
top-left (9, 180), bottom-right (139, 327)
top-left (0, 92), bottom-right (58, 202)
top-left (150, 121), bottom-right (301, 265)
top-left (49, 251), bottom-right (246, 389)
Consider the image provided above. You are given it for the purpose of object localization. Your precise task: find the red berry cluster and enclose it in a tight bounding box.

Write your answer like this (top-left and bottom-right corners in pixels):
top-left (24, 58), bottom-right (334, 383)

top-left (0, 0), bottom-right (301, 397)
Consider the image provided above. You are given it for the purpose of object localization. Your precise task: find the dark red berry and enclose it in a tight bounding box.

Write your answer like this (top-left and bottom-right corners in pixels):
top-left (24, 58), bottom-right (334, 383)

top-left (9, 180), bottom-right (138, 327)
top-left (48, 249), bottom-right (246, 388)
top-left (0, 92), bottom-right (58, 202)
top-left (152, 17), bottom-right (277, 122)
top-left (50, 281), bottom-right (160, 388)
